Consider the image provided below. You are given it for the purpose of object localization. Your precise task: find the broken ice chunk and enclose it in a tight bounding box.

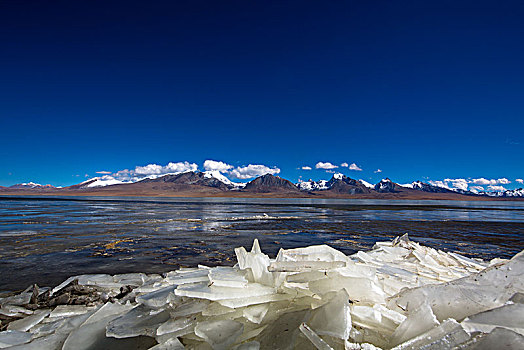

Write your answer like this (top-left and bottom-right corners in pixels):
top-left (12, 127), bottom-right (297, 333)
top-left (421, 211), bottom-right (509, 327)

top-left (235, 240), bottom-right (274, 286)
top-left (61, 302), bottom-right (134, 350)
top-left (208, 267), bottom-right (248, 288)
top-left (350, 305), bottom-right (397, 336)
top-left (0, 305), bottom-right (33, 317)
top-left (461, 303), bottom-right (524, 336)
top-left (170, 299), bottom-right (209, 318)
top-left (257, 310), bottom-right (309, 349)
top-left (277, 244), bottom-right (349, 264)
top-left (309, 274), bottom-right (386, 304)
top-left (165, 269), bottom-right (210, 285)
top-left (233, 340), bottom-right (260, 350)
top-left (388, 249), bottom-right (524, 322)
top-left (0, 290), bottom-right (32, 307)
top-left (509, 292), bottom-right (524, 304)
top-left (391, 318), bottom-right (470, 350)
top-left (49, 305), bottom-right (96, 319)
top-left (268, 260), bottom-right (346, 272)
top-left (156, 316), bottom-right (195, 336)
top-left (149, 336), bottom-right (185, 350)
top-left (10, 312), bottom-right (95, 350)
top-left (308, 290), bottom-right (351, 340)
top-left (464, 327), bottom-right (524, 350)
top-left (202, 302), bottom-right (235, 317)
top-left (113, 273), bottom-right (148, 287)
top-left (391, 302), bottom-right (440, 346)
top-left (217, 292), bottom-right (293, 309)
top-left (175, 281), bottom-right (275, 301)
top-left (106, 305), bottom-right (170, 338)
top-left (242, 303), bottom-right (269, 324)
top-left (136, 284), bottom-right (178, 308)
top-left (0, 330), bottom-right (32, 348)
top-left (448, 252), bottom-right (488, 270)
top-left (7, 309), bottom-right (51, 332)
top-left (299, 323), bottom-right (334, 350)
top-left (194, 319), bottom-right (244, 350)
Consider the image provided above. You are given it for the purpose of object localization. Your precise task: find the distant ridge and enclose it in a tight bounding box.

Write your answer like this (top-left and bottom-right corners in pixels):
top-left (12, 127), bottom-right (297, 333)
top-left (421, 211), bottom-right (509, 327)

top-left (1, 171), bottom-right (523, 199)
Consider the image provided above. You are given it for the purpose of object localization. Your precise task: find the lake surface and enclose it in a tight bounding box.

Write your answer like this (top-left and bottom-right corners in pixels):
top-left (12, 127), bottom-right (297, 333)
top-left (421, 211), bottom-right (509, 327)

top-left (0, 196), bottom-right (523, 291)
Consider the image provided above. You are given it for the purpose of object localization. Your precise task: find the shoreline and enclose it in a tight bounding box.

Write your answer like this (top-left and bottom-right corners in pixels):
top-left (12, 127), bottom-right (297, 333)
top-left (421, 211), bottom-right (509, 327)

top-left (1, 190), bottom-right (523, 201)
top-left (0, 235), bottom-right (522, 349)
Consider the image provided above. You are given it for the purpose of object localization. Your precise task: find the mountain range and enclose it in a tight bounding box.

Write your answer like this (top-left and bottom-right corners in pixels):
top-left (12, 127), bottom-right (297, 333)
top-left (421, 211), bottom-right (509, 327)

top-left (1, 172), bottom-right (523, 200)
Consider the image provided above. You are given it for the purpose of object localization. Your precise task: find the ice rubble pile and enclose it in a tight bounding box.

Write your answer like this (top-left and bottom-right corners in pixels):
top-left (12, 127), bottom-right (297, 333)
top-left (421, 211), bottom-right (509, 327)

top-left (1, 234), bottom-right (523, 350)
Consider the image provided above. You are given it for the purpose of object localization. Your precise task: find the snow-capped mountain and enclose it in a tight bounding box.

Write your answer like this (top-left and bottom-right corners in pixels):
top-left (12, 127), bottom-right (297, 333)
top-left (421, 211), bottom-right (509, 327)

top-left (72, 171), bottom-right (246, 190)
top-left (75, 176), bottom-right (127, 189)
top-left (203, 171), bottom-right (246, 189)
top-left (296, 173), bottom-right (371, 194)
top-left (400, 181), bottom-right (455, 193)
top-left (502, 188), bottom-right (524, 197)
top-left (9, 182), bottom-right (55, 189)
top-left (480, 188), bottom-right (524, 198)
top-left (296, 179), bottom-right (329, 191)
top-left (4, 172), bottom-right (523, 198)
top-left (359, 179), bottom-right (374, 189)
top-left (374, 178), bottom-right (405, 193)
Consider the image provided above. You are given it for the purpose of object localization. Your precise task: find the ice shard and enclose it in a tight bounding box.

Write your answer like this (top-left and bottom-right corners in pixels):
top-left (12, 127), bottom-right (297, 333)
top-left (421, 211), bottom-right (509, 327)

top-left (194, 319), bottom-right (244, 350)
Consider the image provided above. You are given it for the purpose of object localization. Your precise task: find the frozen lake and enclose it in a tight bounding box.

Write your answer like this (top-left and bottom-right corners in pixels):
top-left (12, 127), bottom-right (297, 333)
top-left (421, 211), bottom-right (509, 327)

top-left (0, 196), bottom-right (523, 291)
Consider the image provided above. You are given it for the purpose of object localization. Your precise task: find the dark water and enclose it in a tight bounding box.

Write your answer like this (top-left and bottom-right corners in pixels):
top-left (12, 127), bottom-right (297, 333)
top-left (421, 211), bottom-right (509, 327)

top-left (0, 196), bottom-right (523, 291)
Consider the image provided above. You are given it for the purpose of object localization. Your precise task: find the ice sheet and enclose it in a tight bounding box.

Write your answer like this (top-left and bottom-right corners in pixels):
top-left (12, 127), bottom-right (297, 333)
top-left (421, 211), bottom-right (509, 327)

top-left (1, 234), bottom-right (522, 349)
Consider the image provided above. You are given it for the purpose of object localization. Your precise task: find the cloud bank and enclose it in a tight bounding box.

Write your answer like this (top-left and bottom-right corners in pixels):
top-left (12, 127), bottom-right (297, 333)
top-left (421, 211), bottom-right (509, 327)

top-left (134, 161), bottom-right (198, 176)
top-left (228, 164), bottom-right (280, 179)
top-left (429, 177), bottom-right (513, 192)
top-left (315, 162), bottom-right (338, 170)
top-left (203, 160), bottom-right (234, 173)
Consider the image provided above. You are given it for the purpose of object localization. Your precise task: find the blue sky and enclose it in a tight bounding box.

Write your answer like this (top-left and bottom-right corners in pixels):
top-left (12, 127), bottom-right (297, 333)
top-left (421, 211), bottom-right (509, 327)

top-left (0, 0), bottom-right (523, 191)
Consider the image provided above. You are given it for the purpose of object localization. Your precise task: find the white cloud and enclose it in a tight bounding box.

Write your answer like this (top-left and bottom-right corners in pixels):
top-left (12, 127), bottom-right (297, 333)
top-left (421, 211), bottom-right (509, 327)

top-left (429, 180), bottom-right (451, 190)
top-left (471, 178), bottom-right (493, 185)
top-left (471, 178), bottom-right (511, 185)
top-left (469, 186), bottom-right (484, 193)
top-left (374, 169), bottom-right (382, 173)
top-left (96, 171), bottom-right (112, 174)
top-left (430, 177), bottom-right (513, 192)
top-left (134, 161), bottom-right (198, 176)
top-left (203, 160), bottom-right (233, 173)
top-left (301, 166), bottom-right (312, 170)
top-left (488, 185), bottom-right (507, 192)
top-left (229, 164), bottom-right (280, 180)
top-left (315, 162), bottom-right (338, 170)
top-left (516, 178), bottom-right (524, 184)
top-left (349, 163), bottom-right (362, 171)
top-left (340, 162), bottom-right (349, 167)
top-left (109, 161), bottom-right (198, 182)
top-left (443, 178), bottom-right (469, 191)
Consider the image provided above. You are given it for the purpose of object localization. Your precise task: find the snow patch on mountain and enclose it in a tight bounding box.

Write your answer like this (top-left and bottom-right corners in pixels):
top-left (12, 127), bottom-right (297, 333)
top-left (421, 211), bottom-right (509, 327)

top-left (297, 179), bottom-right (329, 191)
top-left (204, 171), bottom-right (246, 188)
top-left (81, 176), bottom-right (126, 188)
top-left (359, 179), bottom-right (374, 189)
